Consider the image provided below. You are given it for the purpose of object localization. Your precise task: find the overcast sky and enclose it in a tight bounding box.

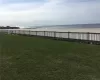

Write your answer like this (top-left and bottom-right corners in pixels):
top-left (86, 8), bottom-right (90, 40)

top-left (0, 0), bottom-right (100, 27)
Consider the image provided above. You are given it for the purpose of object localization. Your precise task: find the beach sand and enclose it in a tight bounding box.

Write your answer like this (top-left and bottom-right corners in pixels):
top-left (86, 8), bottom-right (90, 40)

top-left (19, 28), bottom-right (100, 33)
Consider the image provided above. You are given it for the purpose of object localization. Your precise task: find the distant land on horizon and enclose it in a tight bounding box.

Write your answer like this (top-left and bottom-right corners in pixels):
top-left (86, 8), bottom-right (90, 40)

top-left (28, 23), bottom-right (100, 29)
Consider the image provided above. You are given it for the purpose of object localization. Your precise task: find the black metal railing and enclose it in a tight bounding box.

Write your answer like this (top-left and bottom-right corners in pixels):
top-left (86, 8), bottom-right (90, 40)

top-left (0, 29), bottom-right (100, 44)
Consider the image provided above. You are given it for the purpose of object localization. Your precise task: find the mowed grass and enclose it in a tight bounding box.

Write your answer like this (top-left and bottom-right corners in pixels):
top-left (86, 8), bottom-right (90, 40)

top-left (0, 33), bottom-right (100, 80)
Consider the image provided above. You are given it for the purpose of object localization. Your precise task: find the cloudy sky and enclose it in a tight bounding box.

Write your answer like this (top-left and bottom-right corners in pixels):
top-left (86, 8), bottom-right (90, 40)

top-left (0, 0), bottom-right (100, 27)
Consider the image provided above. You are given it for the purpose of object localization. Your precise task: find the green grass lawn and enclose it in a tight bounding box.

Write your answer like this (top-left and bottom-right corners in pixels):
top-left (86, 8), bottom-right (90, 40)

top-left (0, 33), bottom-right (100, 80)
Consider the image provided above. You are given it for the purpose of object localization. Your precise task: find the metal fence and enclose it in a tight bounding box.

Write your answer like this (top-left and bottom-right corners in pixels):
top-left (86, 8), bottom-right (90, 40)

top-left (0, 29), bottom-right (100, 44)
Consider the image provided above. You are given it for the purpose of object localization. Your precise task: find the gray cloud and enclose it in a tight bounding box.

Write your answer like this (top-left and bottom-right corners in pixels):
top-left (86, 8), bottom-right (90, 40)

top-left (0, 0), bottom-right (100, 27)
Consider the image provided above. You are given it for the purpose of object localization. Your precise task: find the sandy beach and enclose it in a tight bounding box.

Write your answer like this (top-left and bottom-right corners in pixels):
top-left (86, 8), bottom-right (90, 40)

top-left (15, 28), bottom-right (100, 33)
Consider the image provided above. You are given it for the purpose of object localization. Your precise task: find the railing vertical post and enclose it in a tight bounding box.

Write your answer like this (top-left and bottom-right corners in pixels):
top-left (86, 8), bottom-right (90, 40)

top-left (19, 30), bottom-right (20, 34)
top-left (16, 30), bottom-right (18, 35)
top-left (22, 30), bottom-right (23, 35)
top-left (96, 33), bottom-right (98, 41)
top-left (15, 30), bottom-right (16, 34)
top-left (44, 31), bottom-right (45, 37)
top-left (87, 32), bottom-right (89, 40)
top-left (98, 34), bottom-right (100, 41)
top-left (24, 30), bottom-right (25, 35)
top-left (36, 31), bottom-right (37, 36)
top-left (14, 30), bottom-right (15, 34)
top-left (54, 31), bottom-right (56, 38)
top-left (95, 33), bottom-right (97, 41)
top-left (87, 32), bottom-right (90, 43)
top-left (7, 30), bottom-right (9, 34)
top-left (78, 32), bottom-right (80, 40)
top-left (29, 30), bottom-right (30, 36)
top-left (33, 31), bottom-right (35, 36)
top-left (68, 32), bottom-right (70, 39)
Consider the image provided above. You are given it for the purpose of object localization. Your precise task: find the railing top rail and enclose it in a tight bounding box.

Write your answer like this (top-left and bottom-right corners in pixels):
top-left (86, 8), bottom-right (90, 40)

top-left (29, 31), bottom-right (100, 34)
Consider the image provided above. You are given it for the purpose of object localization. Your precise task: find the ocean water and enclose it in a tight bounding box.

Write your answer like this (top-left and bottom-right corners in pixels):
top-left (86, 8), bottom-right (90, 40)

top-left (1, 26), bottom-right (100, 33)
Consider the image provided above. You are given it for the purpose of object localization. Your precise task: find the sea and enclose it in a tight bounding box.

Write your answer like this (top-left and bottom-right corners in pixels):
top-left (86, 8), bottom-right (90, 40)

top-left (20, 24), bottom-right (100, 33)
